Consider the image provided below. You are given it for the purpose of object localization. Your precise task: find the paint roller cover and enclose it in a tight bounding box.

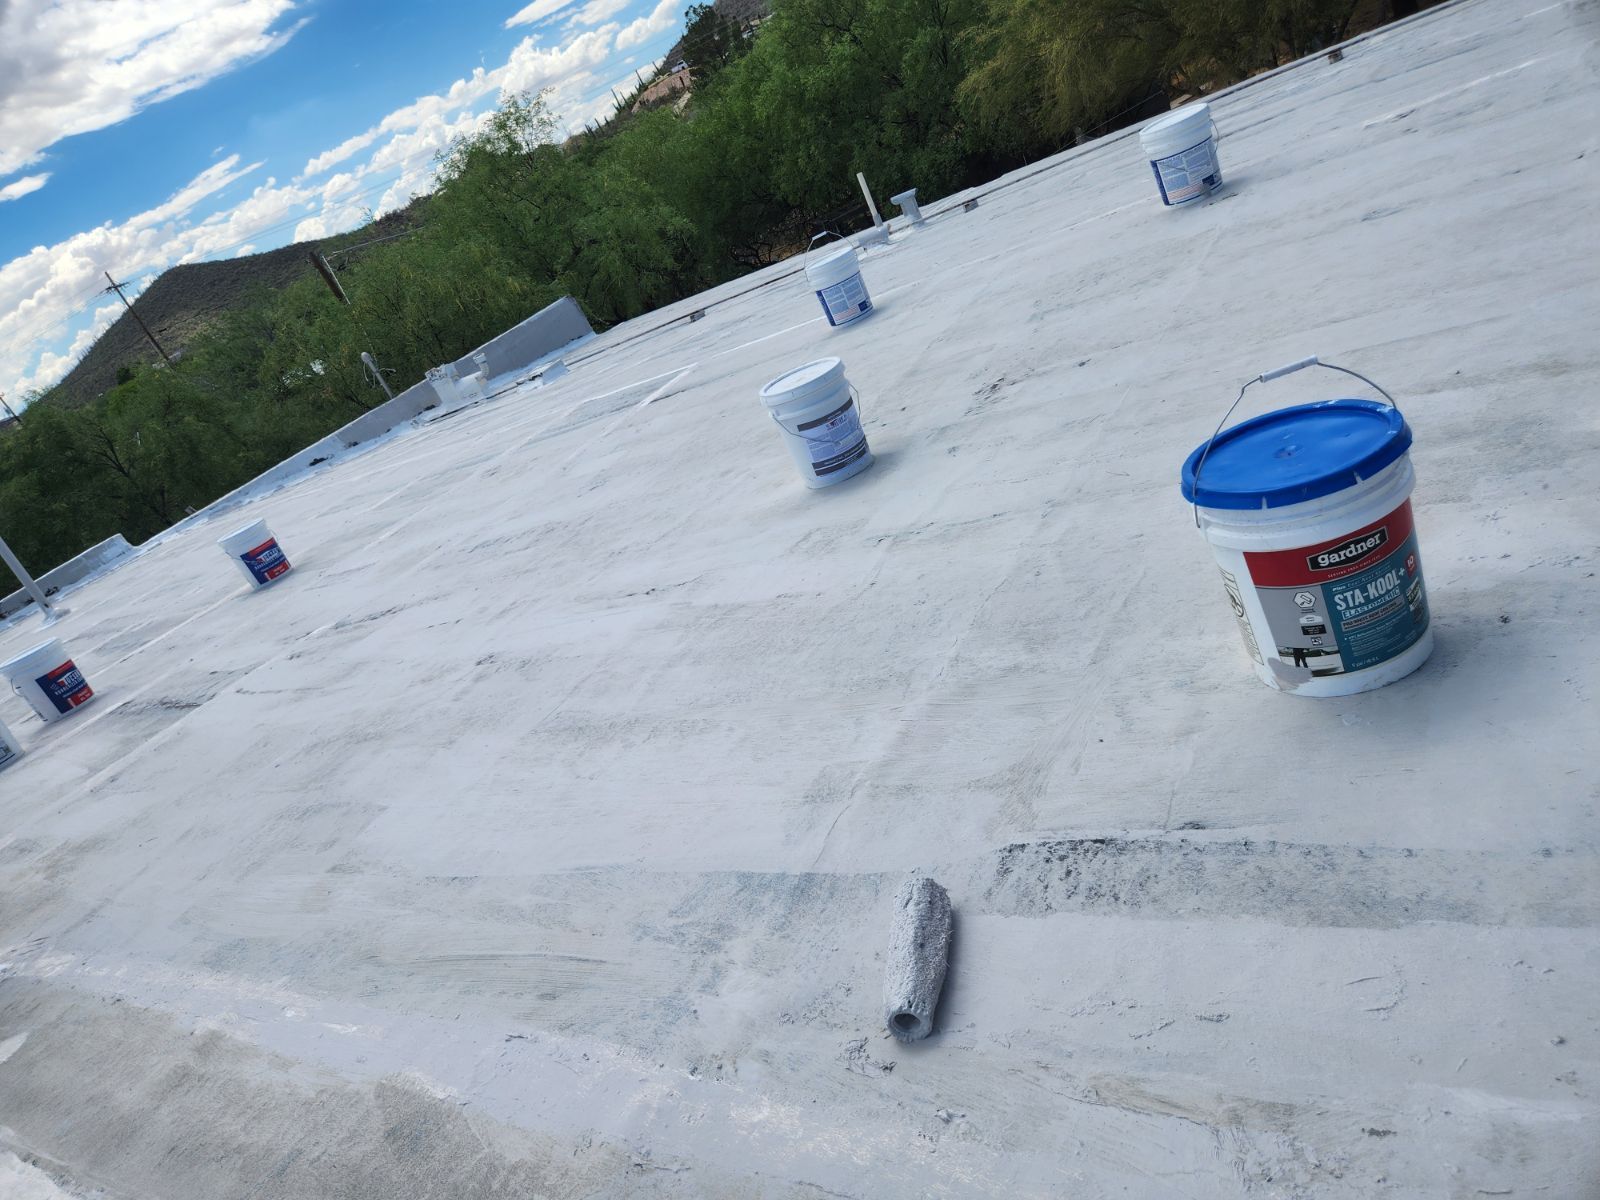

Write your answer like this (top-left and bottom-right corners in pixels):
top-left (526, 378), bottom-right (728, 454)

top-left (883, 876), bottom-right (953, 1042)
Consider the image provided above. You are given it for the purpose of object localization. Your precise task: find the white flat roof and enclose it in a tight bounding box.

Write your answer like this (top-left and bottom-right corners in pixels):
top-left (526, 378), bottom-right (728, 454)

top-left (2, 0), bottom-right (1597, 1193)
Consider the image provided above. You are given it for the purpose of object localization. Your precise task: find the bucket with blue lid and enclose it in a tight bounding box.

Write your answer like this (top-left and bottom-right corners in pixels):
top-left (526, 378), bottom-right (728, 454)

top-left (1180, 357), bottom-right (1433, 696)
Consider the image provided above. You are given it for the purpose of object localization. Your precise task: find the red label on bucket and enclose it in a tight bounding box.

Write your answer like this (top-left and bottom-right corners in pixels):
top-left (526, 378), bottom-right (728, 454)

top-left (241, 538), bottom-right (291, 585)
top-left (1241, 500), bottom-right (1429, 680)
top-left (35, 659), bottom-right (93, 714)
top-left (1244, 501), bottom-right (1416, 586)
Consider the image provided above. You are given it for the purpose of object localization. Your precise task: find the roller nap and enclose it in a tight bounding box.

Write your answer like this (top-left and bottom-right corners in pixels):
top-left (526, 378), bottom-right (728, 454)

top-left (883, 876), bottom-right (953, 1042)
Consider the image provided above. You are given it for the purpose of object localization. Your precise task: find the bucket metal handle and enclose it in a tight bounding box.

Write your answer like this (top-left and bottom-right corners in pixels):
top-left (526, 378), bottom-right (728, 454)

top-left (771, 384), bottom-right (866, 445)
top-left (803, 230), bottom-right (848, 276)
top-left (1190, 357), bottom-right (1400, 527)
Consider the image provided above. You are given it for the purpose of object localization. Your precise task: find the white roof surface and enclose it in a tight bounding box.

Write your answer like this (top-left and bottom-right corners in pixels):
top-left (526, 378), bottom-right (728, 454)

top-left (2, 0), bottom-right (1598, 1194)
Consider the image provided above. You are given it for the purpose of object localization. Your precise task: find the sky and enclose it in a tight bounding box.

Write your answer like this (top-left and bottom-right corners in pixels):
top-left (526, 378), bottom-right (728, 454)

top-left (0, 0), bottom-right (688, 405)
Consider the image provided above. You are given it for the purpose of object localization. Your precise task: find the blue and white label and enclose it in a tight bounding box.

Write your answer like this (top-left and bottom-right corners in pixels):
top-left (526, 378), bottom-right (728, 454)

top-left (816, 272), bottom-right (872, 326)
top-left (240, 537), bottom-right (292, 585)
top-left (34, 659), bottom-right (93, 714)
top-left (1150, 137), bottom-right (1221, 205)
top-left (795, 397), bottom-right (869, 477)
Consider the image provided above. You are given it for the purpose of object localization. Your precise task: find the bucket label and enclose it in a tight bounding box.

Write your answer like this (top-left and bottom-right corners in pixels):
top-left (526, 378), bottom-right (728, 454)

top-left (35, 659), bottom-right (93, 714)
top-left (240, 537), bottom-right (291, 585)
top-left (816, 273), bottom-right (871, 326)
top-left (1241, 500), bottom-right (1429, 680)
top-left (796, 397), bottom-right (870, 477)
top-left (1151, 137), bottom-right (1221, 205)
top-left (0, 737), bottom-right (17, 768)
top-left (1218, 568), bottom-right (1264, 664)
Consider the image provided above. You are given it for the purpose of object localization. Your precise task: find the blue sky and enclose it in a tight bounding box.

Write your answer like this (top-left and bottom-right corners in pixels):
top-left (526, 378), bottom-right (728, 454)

top-left (0, 0), bottom-right (686, 402)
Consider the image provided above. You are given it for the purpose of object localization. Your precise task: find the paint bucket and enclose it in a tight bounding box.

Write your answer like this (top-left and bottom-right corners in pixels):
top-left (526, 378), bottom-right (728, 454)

top-left (1, 638), bottom-right (95, 723)
top-left (218, 517), bottom-right (293, 589)
top-left (1140, 102), bottom-right (1222, 206)
top-left (759, 357), bottom-right (874, 489)
top-left (804, 236), bottom-right (873, 328)
top-left (0, 718), bottom-right (23, 769)
top-left (1180, 358), bottom-right (1433, 697)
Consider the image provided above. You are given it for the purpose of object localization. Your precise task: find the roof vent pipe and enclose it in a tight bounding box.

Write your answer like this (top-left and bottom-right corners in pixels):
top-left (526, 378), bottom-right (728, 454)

top-left (891, 188), bottom-right (924, 226)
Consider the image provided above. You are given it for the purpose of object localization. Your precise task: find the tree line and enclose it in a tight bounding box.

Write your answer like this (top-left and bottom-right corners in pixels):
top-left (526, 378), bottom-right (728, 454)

top-left (2, 0), bottom-right (1384, 592)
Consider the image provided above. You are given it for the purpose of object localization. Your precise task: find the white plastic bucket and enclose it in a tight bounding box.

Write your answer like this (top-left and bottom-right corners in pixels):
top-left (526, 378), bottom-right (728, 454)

top-left (218, 518), bottom-right (293, 589)
top-left (1180, 381), bottom-right (1433, 697)
top-left (1, 638), bottom-right (96, 723)
top-left (1140, 102), bottom-right (1222, 206)
top-left (759, 357), bottom-right (874, 489)
top-left (804, 244), bottom-right (873, 328)
top-left (0, 718), bottom-right (23, 769)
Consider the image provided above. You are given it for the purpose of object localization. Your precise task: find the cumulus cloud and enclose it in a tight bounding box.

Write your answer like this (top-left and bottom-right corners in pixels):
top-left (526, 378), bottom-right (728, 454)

top-left (0, 0), bottom-right (306, 177)
top-left (16, 303), bottom-right (124, 395)
top-left (505, 0), bottom-right (577, 28)
top-left (0, 173), bottom-right (50, 203)
top-left (501, 26), bottom-right (619, 94)
top-left (301, 129), bottom-right (382, 178)
top-left (567, 0), bottom-right (630, 28)
top-left (615, 0), bottom-right (680, 51)
top-left (299, 66), bottom-right (503, 180)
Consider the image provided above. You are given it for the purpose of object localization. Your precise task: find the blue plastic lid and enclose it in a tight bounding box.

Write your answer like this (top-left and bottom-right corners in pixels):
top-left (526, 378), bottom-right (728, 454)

top-left (1180, 399), bottom-right (1411, 510)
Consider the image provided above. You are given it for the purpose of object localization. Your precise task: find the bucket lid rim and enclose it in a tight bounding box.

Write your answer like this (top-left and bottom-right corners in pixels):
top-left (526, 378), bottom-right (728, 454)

top-left (760, 356), bottom-right (845, 402)
top-left (1142, 103), bottom-right (1212, 137)
top-left (1180, 398), bottom-right (1412, 510)
top-left (0, 638), bottom-right (66, 670)
top-left (220, 517), bottom-right (271, 540)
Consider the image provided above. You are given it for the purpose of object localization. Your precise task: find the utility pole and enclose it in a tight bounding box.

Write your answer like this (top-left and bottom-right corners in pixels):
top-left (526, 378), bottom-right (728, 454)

top-left (0, 391), bottom-right (20, 426)
top-left (308, 251), bottom-right (382, 408)
top-left (102, 271), bottom-right (175, 368)
top-left (309, 250), bottom-right (351, 305)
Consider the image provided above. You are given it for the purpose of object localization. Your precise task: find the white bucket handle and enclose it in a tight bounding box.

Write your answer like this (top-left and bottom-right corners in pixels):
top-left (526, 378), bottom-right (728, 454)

top-left (1190, 357), bottom-right (1400, 527)
top-left (803, 230), bottom-right (848, 275)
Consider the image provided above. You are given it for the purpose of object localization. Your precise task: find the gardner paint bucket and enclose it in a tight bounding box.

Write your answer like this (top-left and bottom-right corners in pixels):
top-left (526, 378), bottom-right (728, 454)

top-left (218, 518), bottom-right (293, 589)
top-left (1, 637), bottom-right (95, 723)
top-left (1140, 102), bottom-right (1222, 206)
top-left (804, 234), bottom-right (873, 328)
top-left (1180, 357), bottom-right (1433, 697)
top-left (0, 718), bottom-right (23, 769)
top-left (759, 357), bottom-right (874, 489)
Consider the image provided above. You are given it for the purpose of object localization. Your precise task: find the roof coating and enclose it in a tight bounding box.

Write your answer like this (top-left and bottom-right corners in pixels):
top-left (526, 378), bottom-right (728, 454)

top-left (1, 0), bottom-right (1597, 1194)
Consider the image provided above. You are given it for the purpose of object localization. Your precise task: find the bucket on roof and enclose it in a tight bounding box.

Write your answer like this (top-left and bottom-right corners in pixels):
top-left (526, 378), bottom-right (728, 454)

top-left (804, 235), bottom-right (873, 328)
top-left (218, 517), bottom-right (293, 590)
top-left (759, 357), bottom-right (874, 489)
top-left (1140, 102), bottom-right (1222, 206)
top-left (1180, 357), bottom-right (1433, 697)
top-left (0, 718), bottom-right (23, 769)
top-left (1, 637), bottom-right (95, 723)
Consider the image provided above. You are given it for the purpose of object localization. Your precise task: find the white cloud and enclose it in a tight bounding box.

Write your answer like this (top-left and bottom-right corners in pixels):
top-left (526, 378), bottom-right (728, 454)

top-left (500, 26), bottom-right (619, 95)
top-left (0, 173), bottom-right (50, 203)
top-left (616, 0), bottom-right (680, 51)
top-left (505, 0), bottom-right (577, 28)
top-left (299, 66), bottom-right (503, 180)
top-left (0, 0), bottom-right (306, 178)
top-left (302, 130), bottom-right (382, 177)
top-left (567, 0), bottom-right (629, 28)
top-left (18, 303), bottom-right (124, 395)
